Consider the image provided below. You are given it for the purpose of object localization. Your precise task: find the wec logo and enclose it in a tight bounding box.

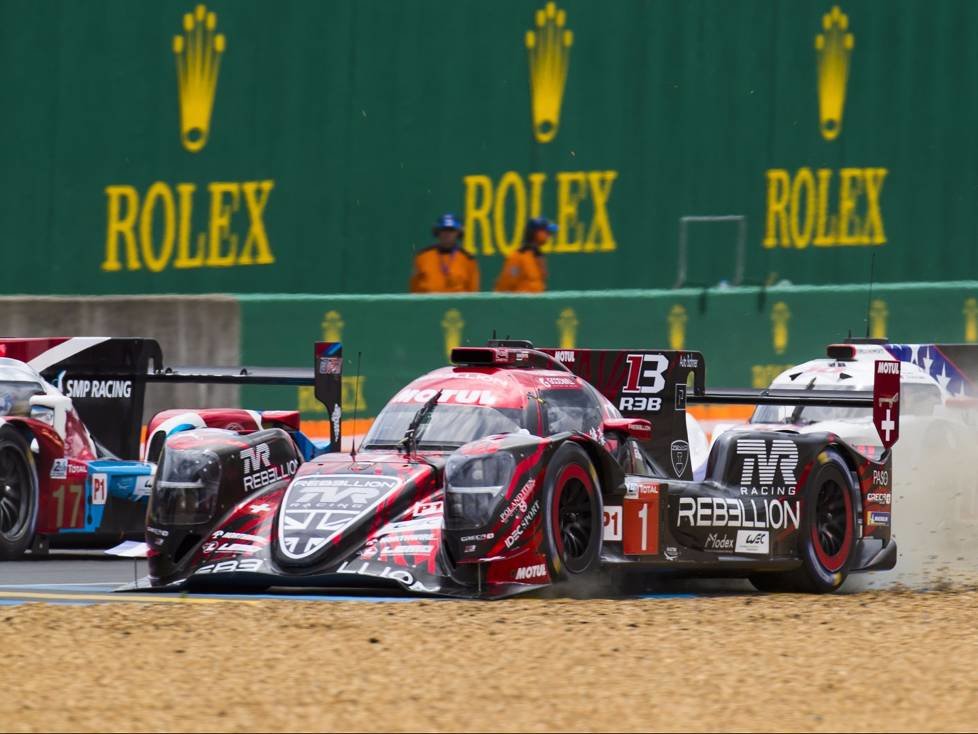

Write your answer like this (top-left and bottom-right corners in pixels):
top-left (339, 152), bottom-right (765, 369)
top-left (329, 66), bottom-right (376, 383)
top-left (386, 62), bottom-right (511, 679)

top-left (241, 443), bottom-right (271, 474)
top-left (737, 439), bottom-right (798, 490)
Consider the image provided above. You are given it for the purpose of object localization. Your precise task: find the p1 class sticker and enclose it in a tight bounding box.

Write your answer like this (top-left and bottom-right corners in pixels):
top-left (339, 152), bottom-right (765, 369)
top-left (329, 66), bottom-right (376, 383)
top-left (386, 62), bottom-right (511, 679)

top-left (91, 474), bottom-right (108, 505)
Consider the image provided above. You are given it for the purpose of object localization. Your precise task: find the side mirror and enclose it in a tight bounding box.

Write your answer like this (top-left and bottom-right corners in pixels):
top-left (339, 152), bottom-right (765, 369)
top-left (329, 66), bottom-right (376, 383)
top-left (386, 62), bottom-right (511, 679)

top-left (29, 394), bottom-right (72, 440)
top-left (602, 417), bottom-right (652, 440)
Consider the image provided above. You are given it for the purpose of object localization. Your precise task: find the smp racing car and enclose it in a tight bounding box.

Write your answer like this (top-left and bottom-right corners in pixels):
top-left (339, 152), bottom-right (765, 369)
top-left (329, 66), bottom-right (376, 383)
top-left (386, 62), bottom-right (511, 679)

top-left (0, 337), bottom-right (341, 560)
top-left (141, 341), bottom-right (901, 596)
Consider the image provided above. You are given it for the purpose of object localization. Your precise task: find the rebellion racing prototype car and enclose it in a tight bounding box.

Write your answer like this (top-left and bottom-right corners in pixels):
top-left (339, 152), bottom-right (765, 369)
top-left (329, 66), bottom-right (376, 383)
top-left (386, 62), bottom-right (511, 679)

top-left (141, 340), bottom-right (901, 596)
top-left (0, 337), bottom-right (341, 559)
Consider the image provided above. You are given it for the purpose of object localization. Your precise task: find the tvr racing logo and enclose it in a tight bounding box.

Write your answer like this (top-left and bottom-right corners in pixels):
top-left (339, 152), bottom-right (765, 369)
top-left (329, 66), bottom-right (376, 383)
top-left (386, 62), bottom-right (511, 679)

top-left (240, 443), bottom-right (298, 491)
top-left (737, 439), bottom-right (798, 496)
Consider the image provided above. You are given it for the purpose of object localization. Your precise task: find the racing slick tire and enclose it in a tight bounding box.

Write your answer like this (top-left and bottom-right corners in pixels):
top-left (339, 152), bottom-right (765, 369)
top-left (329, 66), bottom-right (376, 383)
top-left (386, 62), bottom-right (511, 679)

top-left (0, 429), bottom-right (38, 560)
top-left (542, 443), bottom-right (602, 581)
top-left (749, 451), bottom-right (857, 594)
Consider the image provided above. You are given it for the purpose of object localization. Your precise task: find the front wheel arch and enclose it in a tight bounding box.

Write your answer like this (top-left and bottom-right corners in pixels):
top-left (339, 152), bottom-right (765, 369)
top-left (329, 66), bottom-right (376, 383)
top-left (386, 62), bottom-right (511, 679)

top-left (541, 442), bottom-right (603, 581)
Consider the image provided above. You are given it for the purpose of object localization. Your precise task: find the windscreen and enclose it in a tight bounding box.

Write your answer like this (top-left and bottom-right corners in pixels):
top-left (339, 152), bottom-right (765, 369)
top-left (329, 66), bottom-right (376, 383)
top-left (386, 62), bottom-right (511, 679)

top-left (751, 384), bottom-right (870, 424)
top-left (363, 404), bottom-right (525, 450)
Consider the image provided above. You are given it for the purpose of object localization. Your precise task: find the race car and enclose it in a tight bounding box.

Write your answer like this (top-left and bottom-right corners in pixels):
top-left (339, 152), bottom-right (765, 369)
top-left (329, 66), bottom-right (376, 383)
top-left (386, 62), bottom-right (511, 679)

top-left (712, 339), bottom-right (971, 460)
top-left (139, 339), bottom-right (900, 596)
top-left (0, 337), bottom-right (341, 560)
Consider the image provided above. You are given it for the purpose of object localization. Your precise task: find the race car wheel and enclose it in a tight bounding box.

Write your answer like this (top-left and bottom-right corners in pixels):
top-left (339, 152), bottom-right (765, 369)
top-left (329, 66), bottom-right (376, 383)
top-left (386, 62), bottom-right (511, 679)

top-left (0, 430), bottom-right (38, 560)
top-left (543, 443), bottom-right (602, 580)
top-left (750, 451), bottom-right (856, 593)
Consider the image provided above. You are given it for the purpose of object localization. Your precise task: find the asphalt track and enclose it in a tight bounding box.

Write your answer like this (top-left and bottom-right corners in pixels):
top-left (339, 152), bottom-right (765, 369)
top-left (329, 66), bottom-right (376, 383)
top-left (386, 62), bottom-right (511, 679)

top-left (0, 551), bottom-right (436, 605)
top-left (0, 550), bottom-right (717, 605)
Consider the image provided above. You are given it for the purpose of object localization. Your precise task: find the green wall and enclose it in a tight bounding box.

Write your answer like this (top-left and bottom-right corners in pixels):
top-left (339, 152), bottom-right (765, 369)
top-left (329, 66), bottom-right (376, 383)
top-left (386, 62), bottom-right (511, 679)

top-left (3, 0), bottom-right (977, 295)
top-left (238, 281), bottom-right (978, 421)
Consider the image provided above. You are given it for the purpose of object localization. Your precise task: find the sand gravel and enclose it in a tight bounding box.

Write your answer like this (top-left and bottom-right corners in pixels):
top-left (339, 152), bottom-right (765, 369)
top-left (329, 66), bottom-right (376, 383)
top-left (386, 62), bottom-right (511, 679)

top-left (2, 587), bottom-right (978, 732)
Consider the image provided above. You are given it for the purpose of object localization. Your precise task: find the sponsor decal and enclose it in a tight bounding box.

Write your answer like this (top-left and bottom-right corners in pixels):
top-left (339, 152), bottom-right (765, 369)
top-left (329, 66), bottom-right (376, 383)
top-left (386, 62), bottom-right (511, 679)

top-left (132, 475), bottom-right (154, 500)
top-left (336, 560), bottom-right (416, 587)
top-left (674, 382), bottom-right (687, 411)
top-left (663, 546), bottom-right (680, 561)
top-left (240, 442), bottom-right (299, 492)
top-left (195, 558), bottom-right (264, 575)
top-left (679, 354), bottom-right (699, 369)
top-left (513, 564), bottom-right (547, 581)
top-left (602, 506), bottom-right (622, 541)
top-left (537, 375), bottom-right (577, 388)
top-left (866, 492), bottom-right (891, 504)
top-left (379, 545), bottom-right (434, 557)
top-left (867, 511), bottom-right (891, 526)
top-left (737, 438), bottom-right (798, 496)
top-left (500, 481), bottom-right (536, 524)
top-left (670, 440), bottom-right (690, 477)
top-left (146, 526), bottom-right (170, 538)
top-left (618, 353), bottom-right (668, 412)
top-left (554, 350), bottom-right (575, 363)
top-left (412, 500), bottom-right (443, 518)
top-left (63, 379), bottom-right (133, 399)
top-left (872, 469), bottom-right (889, 486)
top-left (460, 531), bottom-right (494, 542)
top-left (91, 473), bottom-right (108, 506)
top-left (392, 388), bottom-right (498, 406)
top-left (704, 532), bottom-right (734, 552)
top-left (676, 497), bottom-right (800, 530)
top-left (319, 356), bottom-right (342, 375)
top-left (504, 499), bottom-right (540, 549)
top-left (278, 475), bottom-right (399, 560)
top-left (248, 502), bottom-right (272, 513)
top-left (50, 459), bottom-right (68, 480)
top-left (735, 529), bottom-right (770, 554)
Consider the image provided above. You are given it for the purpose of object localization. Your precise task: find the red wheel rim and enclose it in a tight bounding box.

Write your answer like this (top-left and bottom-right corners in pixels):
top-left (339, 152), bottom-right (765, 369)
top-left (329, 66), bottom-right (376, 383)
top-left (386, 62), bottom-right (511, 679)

top-left (810, 477), bottom-right (853, 573)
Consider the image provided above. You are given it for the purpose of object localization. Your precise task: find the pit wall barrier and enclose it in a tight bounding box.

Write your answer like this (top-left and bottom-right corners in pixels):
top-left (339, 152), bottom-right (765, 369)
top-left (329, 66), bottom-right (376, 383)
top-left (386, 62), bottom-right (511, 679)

top-left (237, 281), bottom-right (978, 436)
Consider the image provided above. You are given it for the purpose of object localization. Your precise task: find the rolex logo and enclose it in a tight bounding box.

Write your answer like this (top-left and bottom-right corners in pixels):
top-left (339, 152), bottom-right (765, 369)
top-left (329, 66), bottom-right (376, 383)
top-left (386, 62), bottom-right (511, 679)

top-left (525, 2), bottom-right (573, 144)
top-left (556, 308), bottom-right (578, 349)
top-left (173, 4), bottom-right (226, 153)
top-left (771, 302), bottom-right (791, 355)
top-left (815, 5), bottom-right (854, 141)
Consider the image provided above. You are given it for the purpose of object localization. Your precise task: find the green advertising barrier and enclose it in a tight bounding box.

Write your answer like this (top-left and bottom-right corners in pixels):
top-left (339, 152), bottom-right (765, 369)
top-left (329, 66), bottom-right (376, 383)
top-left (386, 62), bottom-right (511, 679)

top-left (238, 281), bottom-right (978, 422)
top-left (3, 1), bottom-right (978, 295)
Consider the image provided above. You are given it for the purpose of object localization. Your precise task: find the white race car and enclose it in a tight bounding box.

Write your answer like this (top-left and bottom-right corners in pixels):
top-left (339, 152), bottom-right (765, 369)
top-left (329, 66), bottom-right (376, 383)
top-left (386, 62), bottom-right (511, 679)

top-left (713, 340), bottom-right (978, 579)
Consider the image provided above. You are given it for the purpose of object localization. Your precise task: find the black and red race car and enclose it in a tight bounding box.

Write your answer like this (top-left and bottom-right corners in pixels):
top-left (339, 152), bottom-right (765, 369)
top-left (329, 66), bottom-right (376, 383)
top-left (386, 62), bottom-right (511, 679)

top-left (0, 337), bottom-right (341, 559)
top-left (140, 340), bottom-right (900, 596)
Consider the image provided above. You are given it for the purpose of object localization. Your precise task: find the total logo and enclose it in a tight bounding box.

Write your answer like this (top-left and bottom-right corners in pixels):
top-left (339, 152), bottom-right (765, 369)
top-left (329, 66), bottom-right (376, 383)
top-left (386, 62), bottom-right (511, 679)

top-left (513, 563), bottom-right (547, 581)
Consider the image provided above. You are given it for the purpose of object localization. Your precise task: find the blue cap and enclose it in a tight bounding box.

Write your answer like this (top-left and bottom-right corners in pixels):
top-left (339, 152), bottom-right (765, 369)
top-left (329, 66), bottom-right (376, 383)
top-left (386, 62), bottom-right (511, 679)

top-left (527, 217), bottom-right (557, 234)
top-left (434, 213), bottom-right (462, 231)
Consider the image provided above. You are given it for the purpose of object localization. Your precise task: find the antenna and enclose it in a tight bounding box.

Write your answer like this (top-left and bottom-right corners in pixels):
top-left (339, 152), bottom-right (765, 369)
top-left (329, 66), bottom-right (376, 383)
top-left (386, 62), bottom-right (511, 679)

top-left (864, 252), bottom-right (876, 339)
top-left (350, 351), bottom-right (362, 460)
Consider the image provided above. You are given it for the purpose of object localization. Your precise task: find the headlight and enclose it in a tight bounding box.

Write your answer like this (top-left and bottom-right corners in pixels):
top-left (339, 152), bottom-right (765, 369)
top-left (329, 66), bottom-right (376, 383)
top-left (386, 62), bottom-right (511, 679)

top-left (445, 452), bottom-right (515, 528)
top-left (149, 448), bottom-right (221, 525)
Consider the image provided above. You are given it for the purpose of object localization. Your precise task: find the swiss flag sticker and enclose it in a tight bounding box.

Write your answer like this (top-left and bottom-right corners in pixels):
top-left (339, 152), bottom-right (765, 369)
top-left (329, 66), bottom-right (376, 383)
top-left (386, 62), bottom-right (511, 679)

top-left (873, 360), bottom-right (900, 449)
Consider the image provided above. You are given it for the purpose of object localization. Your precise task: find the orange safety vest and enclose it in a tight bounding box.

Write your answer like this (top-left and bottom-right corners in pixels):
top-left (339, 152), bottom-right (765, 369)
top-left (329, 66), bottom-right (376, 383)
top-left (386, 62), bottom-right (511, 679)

top-left (409, 246), bottom-right (480, 293)
top-left (494, 248), bottom-right (547, 293)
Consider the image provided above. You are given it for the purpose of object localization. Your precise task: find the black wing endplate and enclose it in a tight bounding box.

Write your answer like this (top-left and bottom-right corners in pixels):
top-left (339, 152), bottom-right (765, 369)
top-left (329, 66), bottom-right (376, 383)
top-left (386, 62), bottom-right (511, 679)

top-left (0, 337), bottom-right (341, 460)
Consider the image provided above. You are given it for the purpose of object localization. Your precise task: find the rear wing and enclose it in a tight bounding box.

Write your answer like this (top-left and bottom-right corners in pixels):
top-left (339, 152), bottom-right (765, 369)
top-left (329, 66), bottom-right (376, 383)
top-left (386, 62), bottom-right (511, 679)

top-left (541, 347), bottom-right (899, 478)
top-left (0, 337), bottom-right (342, 460)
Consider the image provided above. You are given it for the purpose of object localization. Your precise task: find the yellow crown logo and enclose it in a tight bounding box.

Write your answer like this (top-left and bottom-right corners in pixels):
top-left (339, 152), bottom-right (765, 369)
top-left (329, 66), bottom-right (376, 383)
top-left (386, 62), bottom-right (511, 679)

top-left (441, 309), bottom-right (465, 361)
top-left (173, 4), bottom-right (226, 153)
top-left (869, 298), bottom-right (888, 339)
top-left (814, 5), bottom-right (854, 141)
top-left (668, 305), bottom-right (687, 351)
top-left (771, 302), bottom-right (791, 355)
top-left (964, 298), bottom-right (978, 343)
top-left (525, 2), bottom-right (573, 144)
top-left (556, 308), bottom-right (578, 349)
